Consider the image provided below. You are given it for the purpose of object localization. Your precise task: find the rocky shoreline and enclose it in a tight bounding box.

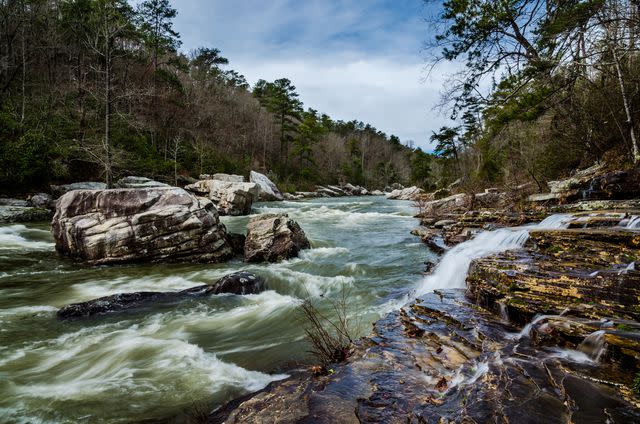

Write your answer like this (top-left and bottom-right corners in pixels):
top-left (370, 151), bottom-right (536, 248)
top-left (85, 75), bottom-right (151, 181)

top-left (209, 166), bottom-right (640, 422)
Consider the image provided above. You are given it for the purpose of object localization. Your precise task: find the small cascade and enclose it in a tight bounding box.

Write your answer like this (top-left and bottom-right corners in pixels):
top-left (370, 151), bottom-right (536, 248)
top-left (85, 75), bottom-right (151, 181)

top-left (508, 314), bottom-right (558, 340)
top-left (416, 214), bottom-right (572, 294)
top-left (497, 301), bottom-right (509, 322)
top-left (578, 330), bottom-right (607, 362)
top-left (626, 215), bottom-right (640, 228)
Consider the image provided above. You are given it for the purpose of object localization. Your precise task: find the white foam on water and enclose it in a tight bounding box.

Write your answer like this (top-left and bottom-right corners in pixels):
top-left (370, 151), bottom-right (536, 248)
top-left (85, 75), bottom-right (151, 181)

top-left (263, 266), bottom-right (355, 297)
top-left (3, 295), bottom-right (292, 406)
top-left (0, 305), bottom-right (57, 322)
top-left (70, 274), bottom-right (207, 301)
top-left (625, 215), bottom-right (640, 228)
top-left (299, 247), bottom-right (349, 260)
top-left (416, 214), bottom-right (572, 295)
top-left (0, 225), bottom-right (54, 251)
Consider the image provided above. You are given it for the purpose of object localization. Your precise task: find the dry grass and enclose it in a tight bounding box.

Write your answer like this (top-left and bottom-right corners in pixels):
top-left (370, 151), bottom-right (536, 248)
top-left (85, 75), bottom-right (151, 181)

top-left (299, 288), bottom-right (355, 367)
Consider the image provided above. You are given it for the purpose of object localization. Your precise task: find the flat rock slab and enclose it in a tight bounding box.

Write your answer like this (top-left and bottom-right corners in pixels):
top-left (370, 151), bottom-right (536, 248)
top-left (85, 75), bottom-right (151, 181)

top-left (212, 290), bottom-right (640, 423)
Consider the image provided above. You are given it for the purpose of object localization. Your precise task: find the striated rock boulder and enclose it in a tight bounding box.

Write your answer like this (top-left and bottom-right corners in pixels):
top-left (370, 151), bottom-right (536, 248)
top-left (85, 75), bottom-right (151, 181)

top-left (244, 213), bottom-right (310, 262)
top-left (58, 271), bottom-right (266, 319)
top-left (250, 171), bottom-right (283, 201)
top-left (386, 186), bottom-right (425, 201)
top-left (115, 176), bottom-right (170, 189)
top-left (185, 180), bottom-right (259, 216)
top-left (52, 187), bottom-right (233, 264)
top-left (51, 182), bottom-right (107, 198)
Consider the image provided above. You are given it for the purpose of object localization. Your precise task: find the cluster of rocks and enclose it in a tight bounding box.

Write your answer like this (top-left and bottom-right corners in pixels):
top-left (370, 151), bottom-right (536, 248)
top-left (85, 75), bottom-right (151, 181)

top-left (283, 183), bottom-right (382, 200)
top-left (213, 212), bottom-right (640, 423)
top-left (51, 185), bottom-right (310, 266)
top-left (184, 171), bottom-right (283, 216)
top-left (529, 163), bottom-right (640, 204)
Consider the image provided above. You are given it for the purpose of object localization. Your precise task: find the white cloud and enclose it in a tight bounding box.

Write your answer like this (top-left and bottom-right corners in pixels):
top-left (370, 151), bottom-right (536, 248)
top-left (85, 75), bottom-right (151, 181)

top-left (233, 57), bottom-right (453, 149)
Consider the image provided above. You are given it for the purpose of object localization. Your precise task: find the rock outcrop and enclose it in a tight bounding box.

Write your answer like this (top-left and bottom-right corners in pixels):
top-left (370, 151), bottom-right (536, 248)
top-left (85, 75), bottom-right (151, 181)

top-left (58, 272), bottom-right (266, 319)
top-left (52, 187), bottom-right (233, 264)
top-left (250, 171), bottom-right (283, 201)
top-left (185, 179), bottom-right (259, 216)
top-left (29, 193), bottom-right (53, 209)
top-left (529, 164), bottom-right (640, 203)
top-left (212, 289), bottom-right (640, 423)
top-left (244, 213), bottom-right (310, 262)
top-left (386, 186), bottom-right (425, 201)
top-left (467, 227), bottom-right (640, 324)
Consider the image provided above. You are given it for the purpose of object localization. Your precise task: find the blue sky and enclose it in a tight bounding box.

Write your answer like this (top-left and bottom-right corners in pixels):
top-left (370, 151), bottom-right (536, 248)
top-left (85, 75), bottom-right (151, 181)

top-left (169, 0), bottom-right (450, 149)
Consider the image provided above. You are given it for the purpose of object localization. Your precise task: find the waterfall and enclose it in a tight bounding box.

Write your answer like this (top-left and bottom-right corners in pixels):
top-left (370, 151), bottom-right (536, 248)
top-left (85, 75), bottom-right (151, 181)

top-left (416, 214), bottom-right (572, 294)
top-left (578, 330), bottom-right (607, 362)
top-left (626, 215), bottom-right (640, 228)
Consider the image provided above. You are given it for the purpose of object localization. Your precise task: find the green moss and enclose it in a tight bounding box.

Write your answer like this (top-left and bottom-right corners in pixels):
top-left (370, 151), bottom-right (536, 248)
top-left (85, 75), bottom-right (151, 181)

top-left (633, 373), bottom-right (640, 397)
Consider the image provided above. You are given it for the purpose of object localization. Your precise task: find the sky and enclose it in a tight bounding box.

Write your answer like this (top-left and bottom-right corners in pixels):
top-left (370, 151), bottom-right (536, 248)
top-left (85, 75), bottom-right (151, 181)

top-left (169, 0), bottom-right (450, 150)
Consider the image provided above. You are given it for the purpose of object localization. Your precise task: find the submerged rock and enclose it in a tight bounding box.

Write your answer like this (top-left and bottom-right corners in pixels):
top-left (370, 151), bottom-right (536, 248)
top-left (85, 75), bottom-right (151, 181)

top-left (250, 171), bottom-right (283, 201)
top-left (52, 187), bottom-right (233, 264)
top-left (244, 213), bottom-right (310, 262)
top-left (58, 271), bottom-right (266, 319)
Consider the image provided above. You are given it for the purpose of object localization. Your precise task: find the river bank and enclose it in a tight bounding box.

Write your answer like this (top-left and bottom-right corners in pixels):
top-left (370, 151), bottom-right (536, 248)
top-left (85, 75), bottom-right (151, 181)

top-left (211, 211), bottom-right (640, 423)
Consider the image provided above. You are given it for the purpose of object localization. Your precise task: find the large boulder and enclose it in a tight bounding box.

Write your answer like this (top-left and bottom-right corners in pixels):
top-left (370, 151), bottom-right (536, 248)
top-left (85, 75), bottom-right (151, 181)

top-left (386, 186), bottom-right (425, 201)
top-left (52, 187), bottom-right (233, 264)
top-left (244, 213), bottom-right (311, 262)
top-left (185, 180), bottom-right (259, 216)
top-left (50, 182), bottom-right (107, 198)
top-left (58, 271), bottom-right (266, 319)
top-left (250, 171), bottom-right (283, 201)
top-left (115, 176), bottom-right (170, 189)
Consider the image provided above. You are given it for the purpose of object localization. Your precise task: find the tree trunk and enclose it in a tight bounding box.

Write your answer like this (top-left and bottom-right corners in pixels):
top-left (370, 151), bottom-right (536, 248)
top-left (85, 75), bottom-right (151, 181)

top-left (612, 46), bottom-right (639, 162)
top-left (104, 19), bottom-right (113, 188)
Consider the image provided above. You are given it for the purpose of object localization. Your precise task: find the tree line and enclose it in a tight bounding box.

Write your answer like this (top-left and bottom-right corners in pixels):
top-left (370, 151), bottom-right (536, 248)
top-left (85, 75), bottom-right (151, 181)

top-left (0, 0), bottom-right (420, 193)
top-left (425, 0), bottom-right (640, 192)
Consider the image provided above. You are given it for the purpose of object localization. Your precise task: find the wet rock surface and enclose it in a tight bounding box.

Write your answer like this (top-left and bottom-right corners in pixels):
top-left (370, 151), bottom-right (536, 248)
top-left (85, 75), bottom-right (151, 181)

top-left (244, 213), bottom-right (311, 262)
top-left (58, 272), bottom-right (266, 319)
top-left (52, 187), bottom-right (232, 264)
top-left (212, 290), bottom-right (640, 423)
top-left (467, 227), bottom-right (640, 324)
top-left (215, 209), bottom-right (640, 423)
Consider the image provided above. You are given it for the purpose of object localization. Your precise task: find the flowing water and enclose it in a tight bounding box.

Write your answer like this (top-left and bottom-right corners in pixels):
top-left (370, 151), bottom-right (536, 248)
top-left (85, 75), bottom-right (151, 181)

top-left (0, 197), bottom-right (430, 423)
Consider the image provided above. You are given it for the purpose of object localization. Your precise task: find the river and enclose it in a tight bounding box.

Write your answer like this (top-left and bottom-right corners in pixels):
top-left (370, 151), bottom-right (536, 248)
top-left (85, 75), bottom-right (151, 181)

top-left (0, 196), bottom-right (431, 423)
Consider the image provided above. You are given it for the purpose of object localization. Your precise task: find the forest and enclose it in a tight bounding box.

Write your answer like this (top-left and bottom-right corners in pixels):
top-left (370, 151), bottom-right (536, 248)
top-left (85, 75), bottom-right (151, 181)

top-left (426, 0), bottom-right (640, 192)
top-left (0, 0), bottom-right (424, 194)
